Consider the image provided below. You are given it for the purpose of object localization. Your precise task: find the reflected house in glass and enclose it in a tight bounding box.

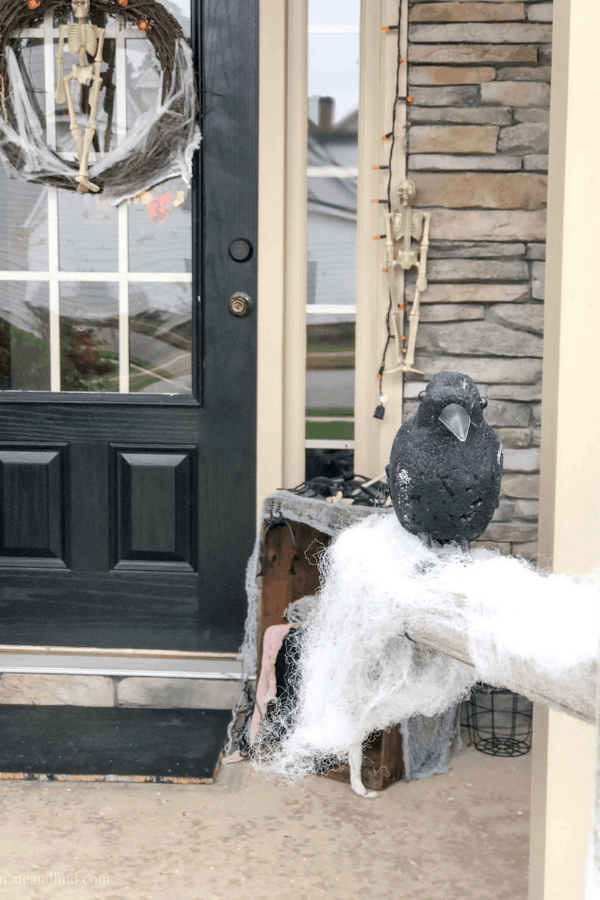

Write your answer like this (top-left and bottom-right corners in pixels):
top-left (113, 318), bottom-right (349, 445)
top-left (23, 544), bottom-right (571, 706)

top-left (307, 97), bottom-right (357, 310)
top-left (306, 97), bottom-right (357, 419)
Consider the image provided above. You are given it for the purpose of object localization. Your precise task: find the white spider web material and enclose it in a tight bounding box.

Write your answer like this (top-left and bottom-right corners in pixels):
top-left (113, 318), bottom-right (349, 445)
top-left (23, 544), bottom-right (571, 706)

top-left (252, 513), bottom-right (599, 783)
top-left (240, 496), bottom-right (460, 781)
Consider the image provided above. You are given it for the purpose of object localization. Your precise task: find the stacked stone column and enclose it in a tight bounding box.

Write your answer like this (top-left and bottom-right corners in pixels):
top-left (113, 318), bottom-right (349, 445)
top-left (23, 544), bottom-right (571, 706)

top-left (403, 0), bottom-right (552, 557)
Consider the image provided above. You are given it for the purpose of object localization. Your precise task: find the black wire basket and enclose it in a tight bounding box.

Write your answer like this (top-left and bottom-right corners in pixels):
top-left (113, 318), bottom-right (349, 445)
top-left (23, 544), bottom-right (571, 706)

top-left (465, 684), bottom-right (533, 757)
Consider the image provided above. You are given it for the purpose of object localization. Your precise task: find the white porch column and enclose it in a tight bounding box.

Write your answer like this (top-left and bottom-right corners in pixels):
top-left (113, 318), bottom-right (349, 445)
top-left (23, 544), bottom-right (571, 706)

top-left (530, 0), bottom-right (600, 895)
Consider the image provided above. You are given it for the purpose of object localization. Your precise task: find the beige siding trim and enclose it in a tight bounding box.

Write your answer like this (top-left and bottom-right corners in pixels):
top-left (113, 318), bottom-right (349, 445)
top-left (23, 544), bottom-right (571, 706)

top-left (257, 0), bottom-right (307, 507)
top-left (283, 0), bottom-right (308, 488)
top-left (257, 0), bottom-right (287, 507)
top-left (355, 0), bottom-right (408, 478)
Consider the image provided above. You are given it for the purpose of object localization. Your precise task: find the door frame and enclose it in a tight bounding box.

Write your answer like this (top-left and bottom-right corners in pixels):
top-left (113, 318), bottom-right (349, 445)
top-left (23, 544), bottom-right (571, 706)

top-left (256, 0), bottom-right (307, 504)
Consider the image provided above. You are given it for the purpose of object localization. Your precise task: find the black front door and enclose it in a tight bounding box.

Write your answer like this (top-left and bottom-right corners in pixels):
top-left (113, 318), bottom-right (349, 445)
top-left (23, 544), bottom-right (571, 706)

top-left (0, 1), bottom-right (258, 652)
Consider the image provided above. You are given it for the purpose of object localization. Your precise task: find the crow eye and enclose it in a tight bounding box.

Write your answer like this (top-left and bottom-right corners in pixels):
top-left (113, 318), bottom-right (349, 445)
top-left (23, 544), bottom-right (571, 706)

top-left (480, 398), bottom-right (488, 409)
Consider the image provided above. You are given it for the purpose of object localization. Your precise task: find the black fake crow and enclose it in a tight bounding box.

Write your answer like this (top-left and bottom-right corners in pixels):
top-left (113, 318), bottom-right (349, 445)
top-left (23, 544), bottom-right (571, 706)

top-left (386, 371), bottom-right (503, 549)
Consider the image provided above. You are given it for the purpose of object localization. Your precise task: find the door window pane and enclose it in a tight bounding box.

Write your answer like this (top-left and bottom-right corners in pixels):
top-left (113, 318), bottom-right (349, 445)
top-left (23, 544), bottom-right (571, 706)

top-left (58, 192), bottom-right (119, 273)
top-left (128, 176), bottom-right (192, 274)
top-left (129, 282), bottom-right (192, 393)
top-left (306, 0), bottom-right (359, 461)
top-left (0, 171), bottom-right (48, 273)
top-left (59, 282), bottom-right (119, 391)
top-left (0, 282), bottom-right (51, 390)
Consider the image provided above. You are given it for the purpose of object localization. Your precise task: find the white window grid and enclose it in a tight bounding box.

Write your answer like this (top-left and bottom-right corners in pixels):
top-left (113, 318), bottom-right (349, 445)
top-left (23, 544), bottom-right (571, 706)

top-left (0, 11), bottom-right (193, 393)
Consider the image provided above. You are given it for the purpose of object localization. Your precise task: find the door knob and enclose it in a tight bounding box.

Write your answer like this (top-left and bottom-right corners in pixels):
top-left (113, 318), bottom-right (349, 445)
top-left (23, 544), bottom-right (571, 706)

top-left (228, 292), bottom-right (254, 318)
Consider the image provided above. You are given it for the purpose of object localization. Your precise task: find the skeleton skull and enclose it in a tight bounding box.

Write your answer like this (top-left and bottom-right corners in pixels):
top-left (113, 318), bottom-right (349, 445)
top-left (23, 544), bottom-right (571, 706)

top-left (398, 178), bottom-right (417, 207)
top-left (72, 0), bottom-right (90, 18)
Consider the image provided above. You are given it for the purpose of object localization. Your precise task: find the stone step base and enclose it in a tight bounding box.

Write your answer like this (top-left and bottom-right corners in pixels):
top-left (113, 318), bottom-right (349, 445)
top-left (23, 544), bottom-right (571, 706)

top-left (0, 671), bottom-right (244, 710)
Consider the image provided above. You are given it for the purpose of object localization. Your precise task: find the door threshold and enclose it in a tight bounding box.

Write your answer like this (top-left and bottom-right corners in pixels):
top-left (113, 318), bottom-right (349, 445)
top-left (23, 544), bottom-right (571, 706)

top-left (0, 646), bottom-right (246, 680)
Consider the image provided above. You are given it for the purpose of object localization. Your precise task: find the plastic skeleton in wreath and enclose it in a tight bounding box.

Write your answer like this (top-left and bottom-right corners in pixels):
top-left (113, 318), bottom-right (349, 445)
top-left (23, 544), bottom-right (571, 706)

top-left (384, 178), bottom-right (431, 374)
top-left (55, 0), bottom-right (105, 193)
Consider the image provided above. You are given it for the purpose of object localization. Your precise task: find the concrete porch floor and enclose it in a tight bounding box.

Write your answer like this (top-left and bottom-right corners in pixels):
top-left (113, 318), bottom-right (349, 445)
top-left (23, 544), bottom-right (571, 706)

top-left (0, 735), bottom-right (530, 900)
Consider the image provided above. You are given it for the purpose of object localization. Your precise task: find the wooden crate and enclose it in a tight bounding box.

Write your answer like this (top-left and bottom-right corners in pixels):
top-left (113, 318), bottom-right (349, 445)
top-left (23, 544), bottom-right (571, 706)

top-left (258, 514), bottom-right (404, 791)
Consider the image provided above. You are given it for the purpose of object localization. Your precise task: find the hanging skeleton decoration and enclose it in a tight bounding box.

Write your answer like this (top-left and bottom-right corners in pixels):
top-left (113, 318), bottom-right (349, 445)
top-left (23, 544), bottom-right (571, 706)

top-left (384, 178), bottom-right (431, 374)
top-left (55, 0), bottom-right (105, 193)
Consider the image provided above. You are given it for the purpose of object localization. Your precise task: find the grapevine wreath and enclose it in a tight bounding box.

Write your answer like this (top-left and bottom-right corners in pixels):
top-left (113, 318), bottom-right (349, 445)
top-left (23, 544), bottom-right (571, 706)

top-left (0, 0), bottom-right (200, 201)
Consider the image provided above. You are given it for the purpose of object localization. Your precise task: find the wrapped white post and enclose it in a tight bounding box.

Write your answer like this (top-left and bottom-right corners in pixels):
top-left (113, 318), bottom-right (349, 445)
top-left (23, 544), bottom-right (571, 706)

top-left (530, 0), bottom-right (600, 892)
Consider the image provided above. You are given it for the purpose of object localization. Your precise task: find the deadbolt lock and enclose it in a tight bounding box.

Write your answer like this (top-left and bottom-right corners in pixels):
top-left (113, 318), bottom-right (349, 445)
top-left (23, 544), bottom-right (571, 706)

top-left (228, 292), bottom-right (254, 318)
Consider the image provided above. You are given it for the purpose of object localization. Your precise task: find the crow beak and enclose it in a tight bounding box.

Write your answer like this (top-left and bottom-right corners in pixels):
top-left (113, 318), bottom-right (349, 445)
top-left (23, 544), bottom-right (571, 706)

top-left (439, 403), bottom-right (471, 442)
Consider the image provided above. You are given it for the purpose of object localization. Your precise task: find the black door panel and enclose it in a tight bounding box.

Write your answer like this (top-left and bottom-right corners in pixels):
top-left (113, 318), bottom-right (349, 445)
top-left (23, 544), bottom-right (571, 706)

top-left (0, 445), bottom-right (68, 566)
top-left (113, 446), bottom-right (197, 570)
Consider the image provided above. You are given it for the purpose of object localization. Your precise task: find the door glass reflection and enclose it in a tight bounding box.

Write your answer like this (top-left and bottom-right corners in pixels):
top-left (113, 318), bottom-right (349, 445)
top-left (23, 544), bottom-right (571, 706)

top-left (0, 282), bottom-right (51, 391)
top-left (129, 282), bottom-right (192, 393)
top-left (128, 176), bottom-right (191, 275)
top-left (59, 282), bottom-right (119, 391)
top-left (0, 170), bottom-right (48, 273)
top-left (58, 192), bottom-right (119, 273)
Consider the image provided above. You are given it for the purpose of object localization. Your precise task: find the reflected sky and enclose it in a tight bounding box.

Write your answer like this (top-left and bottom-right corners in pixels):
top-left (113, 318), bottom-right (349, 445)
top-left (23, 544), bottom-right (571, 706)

top-left (309, 0), bottom-right (359, 122)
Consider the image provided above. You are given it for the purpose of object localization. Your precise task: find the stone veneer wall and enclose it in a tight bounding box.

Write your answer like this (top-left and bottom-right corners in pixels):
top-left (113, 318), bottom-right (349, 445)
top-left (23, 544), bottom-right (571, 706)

top-left (403, 0), bottom-right (552, 559)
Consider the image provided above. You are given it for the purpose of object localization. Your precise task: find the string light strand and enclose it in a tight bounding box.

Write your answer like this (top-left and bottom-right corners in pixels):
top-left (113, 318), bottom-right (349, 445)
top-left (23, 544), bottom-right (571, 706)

top-left (374, 0), bottom-right (404, 419)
